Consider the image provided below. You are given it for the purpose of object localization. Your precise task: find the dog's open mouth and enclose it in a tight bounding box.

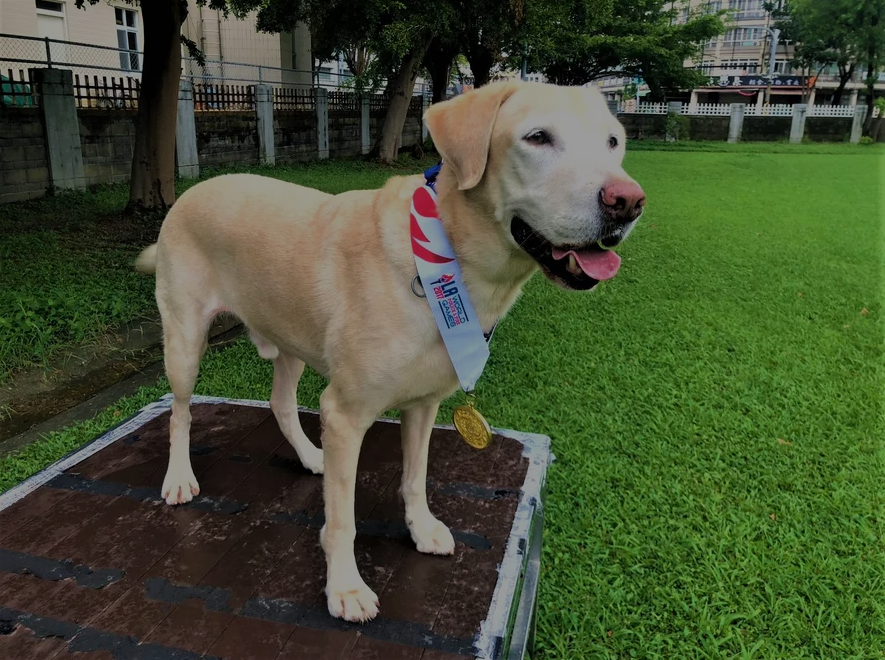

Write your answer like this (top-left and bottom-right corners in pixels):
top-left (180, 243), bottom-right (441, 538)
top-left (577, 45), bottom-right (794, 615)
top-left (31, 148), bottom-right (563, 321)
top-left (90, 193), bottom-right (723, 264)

top-left (510, 217), bottom-right (622, 291)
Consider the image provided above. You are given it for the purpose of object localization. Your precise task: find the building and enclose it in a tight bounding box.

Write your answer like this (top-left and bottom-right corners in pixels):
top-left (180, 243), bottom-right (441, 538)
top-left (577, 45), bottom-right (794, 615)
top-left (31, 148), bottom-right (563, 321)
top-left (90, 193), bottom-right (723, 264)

top-left (1, 0), bottom-right (145, 76)
top-left (180, 7), bottom-right (312, 88)
top-left (596, 0), bottom-right (884, 108)
top-left (0, 1), bottom-right (313, 88)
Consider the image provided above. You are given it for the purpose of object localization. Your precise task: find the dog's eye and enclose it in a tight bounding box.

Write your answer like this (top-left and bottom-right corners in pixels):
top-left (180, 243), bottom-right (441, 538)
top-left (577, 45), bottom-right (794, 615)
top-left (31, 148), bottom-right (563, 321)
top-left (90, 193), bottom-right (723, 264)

top-left (608, 135), bottom-right (619, 149)
top-left (524, 130), bottom-right (551, 146)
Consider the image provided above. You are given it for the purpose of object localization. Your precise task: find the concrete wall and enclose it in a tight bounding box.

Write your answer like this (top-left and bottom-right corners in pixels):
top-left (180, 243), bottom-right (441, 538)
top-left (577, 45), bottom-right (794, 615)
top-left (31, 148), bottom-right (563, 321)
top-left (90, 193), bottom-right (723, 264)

top-left (616, 113), bottom-right (855, 143)
top-left (328, 109), bottom-right (361, 159)
top-left (688, 116), bottom-right (730, 141)
top-left (78, 109), bottom-right (136, 185)
top-left (0, 108), bottom-right (50, 204)
top-left (195, 111), bottom-right (260, 168)
top-left (805, 117), bottom-right (853, 142)
top-left (368, 104), bottom-right (423, 147)
top-left (618, 115), bottom-right (667, 140)
top-left (742, 117), bottom-right (792, 142)
top-left (2, 87), bottom-right (872, 206)
top-left (274, 111), bottom-right (317, 164)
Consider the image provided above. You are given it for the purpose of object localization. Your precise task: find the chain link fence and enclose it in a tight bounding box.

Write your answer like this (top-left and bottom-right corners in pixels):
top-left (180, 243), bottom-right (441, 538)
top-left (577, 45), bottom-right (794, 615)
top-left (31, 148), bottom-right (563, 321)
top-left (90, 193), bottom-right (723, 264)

top-left (1, 33), bottom-right (429, 109)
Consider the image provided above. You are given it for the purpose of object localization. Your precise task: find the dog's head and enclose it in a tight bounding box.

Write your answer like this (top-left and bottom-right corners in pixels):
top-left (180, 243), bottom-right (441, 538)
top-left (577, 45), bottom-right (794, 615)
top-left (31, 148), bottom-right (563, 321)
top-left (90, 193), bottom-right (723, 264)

top-left (425, 81), bottom-right (645, 291)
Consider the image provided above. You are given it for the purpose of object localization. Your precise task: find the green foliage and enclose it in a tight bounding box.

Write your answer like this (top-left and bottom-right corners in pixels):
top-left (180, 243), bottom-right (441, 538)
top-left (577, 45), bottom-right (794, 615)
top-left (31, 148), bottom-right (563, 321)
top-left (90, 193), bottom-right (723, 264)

top-left (530, 0), bottom-right (727, 97)
top-left (2, 149), bottom-right (882, 659)
top-left (859, 135), bottom-right (876, 144)
top-left (665, 111), bottom-right (691, 141)
top-left (621, 80), bottom-right (639, 100)
top-left (776, 0), bottom-right (885, 100)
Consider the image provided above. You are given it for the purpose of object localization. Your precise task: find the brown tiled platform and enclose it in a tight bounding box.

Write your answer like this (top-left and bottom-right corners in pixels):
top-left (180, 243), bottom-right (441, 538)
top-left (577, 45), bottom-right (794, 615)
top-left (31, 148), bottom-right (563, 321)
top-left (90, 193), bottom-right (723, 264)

top-left (0, 395), bottom-right (549, 660)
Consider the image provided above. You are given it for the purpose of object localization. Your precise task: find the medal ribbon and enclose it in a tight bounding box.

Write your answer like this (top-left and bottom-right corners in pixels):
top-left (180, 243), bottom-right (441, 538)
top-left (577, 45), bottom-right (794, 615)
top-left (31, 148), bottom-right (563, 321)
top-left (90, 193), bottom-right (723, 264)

top-left (410, 165), bottom-right (490, 392)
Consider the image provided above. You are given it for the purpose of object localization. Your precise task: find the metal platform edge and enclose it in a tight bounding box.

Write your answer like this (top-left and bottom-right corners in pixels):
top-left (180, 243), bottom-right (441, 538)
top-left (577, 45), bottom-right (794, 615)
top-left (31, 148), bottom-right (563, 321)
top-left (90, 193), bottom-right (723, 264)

top-left (0, 394), bottom-right (552, 660)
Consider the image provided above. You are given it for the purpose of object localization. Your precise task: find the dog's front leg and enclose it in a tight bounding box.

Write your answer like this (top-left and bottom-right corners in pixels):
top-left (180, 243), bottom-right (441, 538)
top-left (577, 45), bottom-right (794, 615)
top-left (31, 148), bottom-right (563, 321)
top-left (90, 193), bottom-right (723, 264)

top-left (319, 385), bottom-right (379, 623)
top-left (401, 402), bottom-right (455, 555)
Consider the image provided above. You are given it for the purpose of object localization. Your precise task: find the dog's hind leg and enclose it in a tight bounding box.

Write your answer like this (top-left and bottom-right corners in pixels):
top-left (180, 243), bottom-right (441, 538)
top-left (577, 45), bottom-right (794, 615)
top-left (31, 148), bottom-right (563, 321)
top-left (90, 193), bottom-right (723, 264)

top-left (270, 353), bottom-right (324, 474)
top-left (401, 402), bottom-right (455, 555)
top-left (158, 301), bottom-right (209, 506)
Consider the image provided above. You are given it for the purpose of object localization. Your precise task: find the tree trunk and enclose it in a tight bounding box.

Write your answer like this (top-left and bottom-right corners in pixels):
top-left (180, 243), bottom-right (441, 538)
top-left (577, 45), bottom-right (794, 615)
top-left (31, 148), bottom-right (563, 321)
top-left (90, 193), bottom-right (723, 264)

top-left (127, 0), bottom-right (183, 215)
top-left (372, 35), bottom-right (433, 164)
top-left (465, 46), bottom-right (495, 88)
top-left (831, 63), bottom-right (855, 105)
top-left (424, 40), bottom-right (458, 104)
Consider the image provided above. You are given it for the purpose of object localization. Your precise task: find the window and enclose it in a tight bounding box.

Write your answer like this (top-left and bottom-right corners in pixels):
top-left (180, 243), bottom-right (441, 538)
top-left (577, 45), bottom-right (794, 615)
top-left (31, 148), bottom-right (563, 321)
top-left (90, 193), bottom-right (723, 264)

top-left (773, 59), bottom-right (793, 74)
top-left (35, 0), bottom-right (66, 63)
top-left (724, 26), bottom-right (763, 44)
top-left (115, 7), bottom-right (140, 71)
top-left (718, 58), bottom-right (762, 74)
top-left (318, 66), bottom-right (333, 83)
top-left (729, 0), bottom-right (766, 20)
top-left (728, 0), bottom-right (761, 10)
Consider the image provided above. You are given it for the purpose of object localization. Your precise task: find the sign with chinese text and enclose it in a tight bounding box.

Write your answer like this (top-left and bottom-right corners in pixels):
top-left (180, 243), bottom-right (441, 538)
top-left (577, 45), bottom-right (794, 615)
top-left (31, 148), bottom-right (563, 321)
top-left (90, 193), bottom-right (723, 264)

top-left (705, 75), bottom-right (813, 88)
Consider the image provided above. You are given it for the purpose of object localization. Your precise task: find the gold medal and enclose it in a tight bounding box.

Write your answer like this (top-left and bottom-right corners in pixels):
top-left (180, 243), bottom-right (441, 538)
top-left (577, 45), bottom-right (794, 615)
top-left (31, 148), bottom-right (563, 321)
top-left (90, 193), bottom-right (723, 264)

top-left (453, 393), bottom-right (492, 449)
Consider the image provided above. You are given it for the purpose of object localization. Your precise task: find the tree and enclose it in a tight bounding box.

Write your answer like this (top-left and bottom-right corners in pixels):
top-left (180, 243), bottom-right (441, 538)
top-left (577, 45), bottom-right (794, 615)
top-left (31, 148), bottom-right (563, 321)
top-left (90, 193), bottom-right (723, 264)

top-left (774, 0), bottom-right (884, 131)
top-left (283, 0), bottom-right (456, 163)
top-left (77, 0), bottom-right (188, 215)
top-left (423, 39), bottom-right (461, 103)
top-left (772, 0), bottom-right (861, 105)
top-left (529, 0), bottom-right (727, 99)
top-left (855, 0), bottom-right (885, 133)
top-left (454, 0), bottom-right (527, 88)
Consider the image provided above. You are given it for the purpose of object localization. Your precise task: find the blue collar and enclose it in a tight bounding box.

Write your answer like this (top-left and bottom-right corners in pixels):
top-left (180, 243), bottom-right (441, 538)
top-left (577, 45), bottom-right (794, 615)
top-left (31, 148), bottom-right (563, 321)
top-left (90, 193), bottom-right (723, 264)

top-left (424, 162), bottom-right (443, 193)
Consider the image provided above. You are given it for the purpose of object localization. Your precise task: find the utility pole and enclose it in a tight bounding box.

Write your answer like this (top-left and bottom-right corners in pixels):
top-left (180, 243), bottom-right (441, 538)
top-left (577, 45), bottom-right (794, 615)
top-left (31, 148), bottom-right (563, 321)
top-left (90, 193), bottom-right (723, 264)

top-left (764, 27), bottom-right (781, 105)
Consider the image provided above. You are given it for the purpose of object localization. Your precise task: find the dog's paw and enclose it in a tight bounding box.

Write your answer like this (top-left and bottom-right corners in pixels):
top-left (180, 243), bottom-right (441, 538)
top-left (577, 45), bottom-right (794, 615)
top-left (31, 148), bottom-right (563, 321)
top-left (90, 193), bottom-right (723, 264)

top-left (300, 444), bottom-right (324, 475)
top-left (161, 464), bottom-right (200, 505)
top-left (326, 577), bottom-right (379, 623)
top-left (408, 514), bottom-right (455, 555)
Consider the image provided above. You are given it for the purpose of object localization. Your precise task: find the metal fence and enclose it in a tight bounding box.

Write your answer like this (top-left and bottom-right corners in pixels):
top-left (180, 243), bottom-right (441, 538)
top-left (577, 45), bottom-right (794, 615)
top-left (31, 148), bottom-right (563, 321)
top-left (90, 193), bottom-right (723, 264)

top-left (194, 83), bottom-right (255, 111)
top-left (0, 32), bottom-right (430, 101)
top-left (74, 74), bottom-right (140, 109)
top-left (1, 67), bottom-right (36, 107)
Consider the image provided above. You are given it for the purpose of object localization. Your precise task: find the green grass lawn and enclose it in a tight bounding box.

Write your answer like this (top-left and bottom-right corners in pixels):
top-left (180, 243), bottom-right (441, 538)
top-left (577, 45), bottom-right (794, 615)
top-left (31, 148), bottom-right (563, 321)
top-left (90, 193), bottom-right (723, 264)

top-left (1, 144), bottom-right (882, 658)
top-left (0, 157), bottom-right (438, 381)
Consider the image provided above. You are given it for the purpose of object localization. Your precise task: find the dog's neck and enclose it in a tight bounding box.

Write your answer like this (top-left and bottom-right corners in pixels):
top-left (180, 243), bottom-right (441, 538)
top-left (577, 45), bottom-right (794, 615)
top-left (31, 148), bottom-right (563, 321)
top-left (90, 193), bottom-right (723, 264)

top-left (432, 166), bottom-right (538, 331)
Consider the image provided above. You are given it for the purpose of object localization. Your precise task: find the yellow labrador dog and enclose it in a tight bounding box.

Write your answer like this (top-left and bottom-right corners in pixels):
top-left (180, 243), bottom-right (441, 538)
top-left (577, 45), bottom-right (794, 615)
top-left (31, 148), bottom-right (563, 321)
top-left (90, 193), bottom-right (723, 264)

top-left (135, 80), bottom-right (644, 622)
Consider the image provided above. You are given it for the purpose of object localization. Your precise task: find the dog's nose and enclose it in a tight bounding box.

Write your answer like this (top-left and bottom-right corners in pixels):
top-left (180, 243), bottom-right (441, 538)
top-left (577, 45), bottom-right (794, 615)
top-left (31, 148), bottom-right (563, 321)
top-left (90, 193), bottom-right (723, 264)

top-left (599, 179), bottom-right (646, 223)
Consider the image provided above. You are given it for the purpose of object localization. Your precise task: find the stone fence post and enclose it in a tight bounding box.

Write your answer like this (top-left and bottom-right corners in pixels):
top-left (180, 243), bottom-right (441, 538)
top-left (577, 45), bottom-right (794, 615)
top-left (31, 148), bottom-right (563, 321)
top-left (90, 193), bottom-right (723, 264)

top-left (421, 95), bottom-right (430, 142)
top-left (790, 103), bottom-right (808, 144)
top-left (361, 95), bottom-right (371, 155)
top-left (176, 79), bottom-right (199, 178)
top-left (850, 105), bottom-right (868, 144)
top-left (315, 87), bottom-right (329, 159)
top-left (727, 103), bottom-right (745, 144)
top-left (32, 68), bottom-right (85, 189)
top-left (255, 83), bottom-right (274, 166)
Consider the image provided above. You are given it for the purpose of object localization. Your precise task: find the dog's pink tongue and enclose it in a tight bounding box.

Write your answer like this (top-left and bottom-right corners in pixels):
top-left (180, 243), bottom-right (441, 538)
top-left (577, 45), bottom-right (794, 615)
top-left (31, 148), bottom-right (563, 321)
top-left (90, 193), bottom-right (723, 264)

top-left (552, 247), bottom-right (621, 280)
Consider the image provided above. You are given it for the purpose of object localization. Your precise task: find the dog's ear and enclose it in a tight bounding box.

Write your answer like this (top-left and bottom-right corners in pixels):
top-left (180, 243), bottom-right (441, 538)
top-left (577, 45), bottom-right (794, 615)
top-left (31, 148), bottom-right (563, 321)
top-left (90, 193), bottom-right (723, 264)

top-left (424, 81), bottom-right (521, 191)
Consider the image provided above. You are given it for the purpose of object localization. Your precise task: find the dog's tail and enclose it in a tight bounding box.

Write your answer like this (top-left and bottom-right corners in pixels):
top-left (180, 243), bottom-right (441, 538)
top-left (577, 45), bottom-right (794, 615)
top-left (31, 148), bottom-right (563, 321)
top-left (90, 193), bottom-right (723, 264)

top-left (135, 244), bottom-right (158, 274)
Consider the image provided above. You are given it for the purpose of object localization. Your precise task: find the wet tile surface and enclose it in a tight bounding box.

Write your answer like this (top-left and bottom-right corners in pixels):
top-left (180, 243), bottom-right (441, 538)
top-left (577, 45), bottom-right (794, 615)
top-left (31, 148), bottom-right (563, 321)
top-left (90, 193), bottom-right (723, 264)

top-left (0, 402), bottom-right (531, 658)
